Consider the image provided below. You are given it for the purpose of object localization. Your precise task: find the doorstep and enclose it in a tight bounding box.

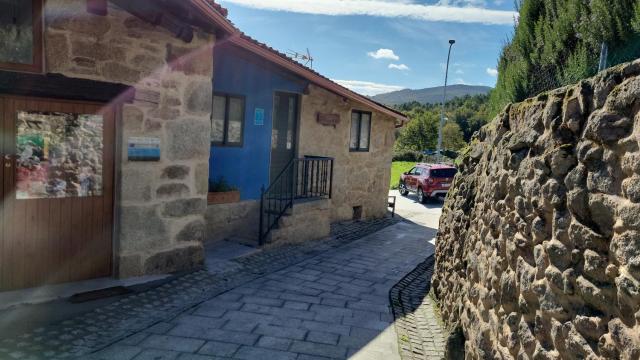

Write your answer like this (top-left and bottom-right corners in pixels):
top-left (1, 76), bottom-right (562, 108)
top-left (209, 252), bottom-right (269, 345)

top-left (204, 239), bottom-right (260, 273)
top-left (0, 274), bottom-right (171, 311)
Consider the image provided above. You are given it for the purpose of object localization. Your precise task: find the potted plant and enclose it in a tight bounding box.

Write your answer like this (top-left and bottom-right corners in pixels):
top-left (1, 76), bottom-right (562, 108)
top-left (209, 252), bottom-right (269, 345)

top-left (207, 177), bottom-right (240, 205)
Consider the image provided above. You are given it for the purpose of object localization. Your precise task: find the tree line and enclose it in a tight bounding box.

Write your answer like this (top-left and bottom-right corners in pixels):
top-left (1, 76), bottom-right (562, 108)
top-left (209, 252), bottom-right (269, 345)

top-left (394, 94), bottom-right (490, 154)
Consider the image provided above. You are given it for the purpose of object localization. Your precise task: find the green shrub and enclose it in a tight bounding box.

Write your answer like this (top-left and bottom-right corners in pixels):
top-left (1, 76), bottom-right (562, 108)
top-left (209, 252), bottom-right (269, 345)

top-left (208, 177), bottom-right (237, 192)
top-left (392, 149), bottom-right (423, 162)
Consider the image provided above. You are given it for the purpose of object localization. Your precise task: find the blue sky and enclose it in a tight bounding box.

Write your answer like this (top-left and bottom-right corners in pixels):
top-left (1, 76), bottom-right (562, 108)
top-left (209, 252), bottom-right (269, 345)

top-left (217, 0), bottom-right (517, 96)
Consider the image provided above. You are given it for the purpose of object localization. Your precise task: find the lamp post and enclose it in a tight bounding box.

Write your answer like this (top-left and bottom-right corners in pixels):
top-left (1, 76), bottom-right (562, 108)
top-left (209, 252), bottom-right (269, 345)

top-left (437, 39), bottom-right (455, 163)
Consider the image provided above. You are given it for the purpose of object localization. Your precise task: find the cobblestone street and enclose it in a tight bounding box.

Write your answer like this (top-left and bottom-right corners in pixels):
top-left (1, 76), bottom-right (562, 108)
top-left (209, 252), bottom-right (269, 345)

top-left (86, 220), bottom-right (435, 360)
top-left (0, 213), bottom-right (447, 360)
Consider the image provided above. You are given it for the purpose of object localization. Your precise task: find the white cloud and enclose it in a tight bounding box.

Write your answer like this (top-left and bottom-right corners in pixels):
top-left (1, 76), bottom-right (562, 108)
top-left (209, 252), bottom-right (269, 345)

top-left (389, 63), bottom-right (410, 71)
top-left (455, 69), bottom-right (464, 74)
top-left (437, 0), bottom-right (487, 7)
top-left (367, 48), bottom-right (400, 60)
top-left (220, 0), bottom-right (518, 25)
top-left (333, 79), bottom-right (405, 96)
top-left (486, 67), bottom-right (498, 76)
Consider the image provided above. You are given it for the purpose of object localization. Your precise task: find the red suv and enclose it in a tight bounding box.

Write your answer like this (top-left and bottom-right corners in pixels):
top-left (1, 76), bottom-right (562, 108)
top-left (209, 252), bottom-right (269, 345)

top-left (399, 163), bottom-right (457, 203)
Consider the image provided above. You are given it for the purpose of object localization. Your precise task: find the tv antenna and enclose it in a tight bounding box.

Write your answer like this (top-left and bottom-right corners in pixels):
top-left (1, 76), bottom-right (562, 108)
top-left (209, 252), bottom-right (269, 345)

top-left (287, 48), bottom-right (314, 68)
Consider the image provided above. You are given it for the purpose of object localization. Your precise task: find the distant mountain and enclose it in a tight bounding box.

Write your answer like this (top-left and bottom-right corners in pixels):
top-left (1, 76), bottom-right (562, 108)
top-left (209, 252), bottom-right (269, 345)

top-left (371, 84), bottom-right (492, 106)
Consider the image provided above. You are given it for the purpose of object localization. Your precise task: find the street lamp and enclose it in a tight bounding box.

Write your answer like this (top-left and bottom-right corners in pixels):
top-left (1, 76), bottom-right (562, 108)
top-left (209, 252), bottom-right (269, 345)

top-left (437, 39), bottom-right (455, 163)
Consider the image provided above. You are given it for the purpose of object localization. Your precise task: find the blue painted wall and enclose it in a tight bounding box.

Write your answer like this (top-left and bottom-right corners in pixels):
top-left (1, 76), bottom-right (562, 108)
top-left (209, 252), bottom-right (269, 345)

top-left (210, 45), bottom-right (307, 200)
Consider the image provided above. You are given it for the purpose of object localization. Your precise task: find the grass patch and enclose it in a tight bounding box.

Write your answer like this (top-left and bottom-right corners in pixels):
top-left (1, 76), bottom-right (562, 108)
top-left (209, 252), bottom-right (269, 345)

top-left (390, 161), bottom-right (416, 190)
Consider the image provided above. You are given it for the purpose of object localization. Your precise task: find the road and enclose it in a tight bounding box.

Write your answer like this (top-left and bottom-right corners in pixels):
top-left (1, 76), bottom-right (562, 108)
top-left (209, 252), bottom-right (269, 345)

top-left (388, 189), bottom-right (443, 235)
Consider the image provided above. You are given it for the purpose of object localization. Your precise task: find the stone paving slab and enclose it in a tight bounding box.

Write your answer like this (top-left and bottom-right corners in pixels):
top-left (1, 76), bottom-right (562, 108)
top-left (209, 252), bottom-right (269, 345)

top-left (0, 218), bottom-right (398, 359)
top-left (390, 256), bottom-right (446, 360)
top-left (0, 215), bottom-right (446, 360)
top-left (96, 220), bottom-right (432, 360)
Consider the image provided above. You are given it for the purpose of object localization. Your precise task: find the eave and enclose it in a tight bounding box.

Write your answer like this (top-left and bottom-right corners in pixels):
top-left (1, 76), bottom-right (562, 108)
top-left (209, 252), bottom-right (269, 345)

top-left (227, 35), bottom-right (408, 122)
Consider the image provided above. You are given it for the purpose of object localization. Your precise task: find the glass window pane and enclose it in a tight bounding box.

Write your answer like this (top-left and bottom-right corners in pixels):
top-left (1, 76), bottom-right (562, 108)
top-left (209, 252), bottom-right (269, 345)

top-left (227, 97), bottom-right (244, 144)
top-left (430, 168), bottom-right (457, 178)
top-left (211, 95), bottom-right (225, 143)
top-left (272, 95), bottom-right (280, 149)
top-left (0, 1), bottom-right (34, 64)
top-left (287, 96), bottom-right (295, 150)
top-left (359, 113), bottom-right (370, 150)
top-left (350, 113), bottom-right (359, 149)
top-left (16, 111), bottom-right (103, 199)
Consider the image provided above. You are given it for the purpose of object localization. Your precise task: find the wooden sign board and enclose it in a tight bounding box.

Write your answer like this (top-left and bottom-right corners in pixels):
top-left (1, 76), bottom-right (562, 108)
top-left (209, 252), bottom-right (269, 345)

top-left (317, 113), bottom-right (340, 127)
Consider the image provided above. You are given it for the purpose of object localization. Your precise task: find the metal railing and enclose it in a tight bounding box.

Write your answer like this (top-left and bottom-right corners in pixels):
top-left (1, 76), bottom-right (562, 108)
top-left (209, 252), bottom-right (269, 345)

top-left (259, 156), bottom-right (334, 245)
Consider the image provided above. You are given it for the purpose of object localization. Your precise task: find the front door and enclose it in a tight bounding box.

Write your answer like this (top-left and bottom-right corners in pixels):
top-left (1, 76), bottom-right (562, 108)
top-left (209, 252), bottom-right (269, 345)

top-left (0, 96), bottom-right (115, 291)
top-left (270, 92), bottom-right (299, 183)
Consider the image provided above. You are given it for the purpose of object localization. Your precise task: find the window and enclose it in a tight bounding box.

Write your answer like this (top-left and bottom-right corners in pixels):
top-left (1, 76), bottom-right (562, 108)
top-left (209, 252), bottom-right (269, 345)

top-left (0, 0), bottom-right (43, 73)
top-left (430, 168), bottom-right (457, 178)
top-left (16, 111), bottom-right (104, 199)
top-left (408, 167), bottom-right (417, 175)
top-left (349, 110), bottom-right (371, 152)
top-left (211, 93), bottom-right (245, 146)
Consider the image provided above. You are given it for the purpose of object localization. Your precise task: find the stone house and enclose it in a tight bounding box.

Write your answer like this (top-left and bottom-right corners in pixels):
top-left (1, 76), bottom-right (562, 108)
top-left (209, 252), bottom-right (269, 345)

top-left (206, 37), bottom-right (406, 246)
top-left (0, 0), bottom-right (406, 292)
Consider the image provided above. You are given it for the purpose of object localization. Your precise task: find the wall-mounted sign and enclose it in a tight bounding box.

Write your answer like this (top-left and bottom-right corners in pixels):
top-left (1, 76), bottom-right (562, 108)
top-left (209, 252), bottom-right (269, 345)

top-left (128, 137), bottom-right (160, 161)
top-left (317, 113), bottom-right (340, 127)
top-left (254, 108), bottom-right (265, 126)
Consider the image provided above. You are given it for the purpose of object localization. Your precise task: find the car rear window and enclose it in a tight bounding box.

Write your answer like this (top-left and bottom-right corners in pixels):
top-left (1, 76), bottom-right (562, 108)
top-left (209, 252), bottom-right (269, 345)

top-left (430, 168), bottom-right (457, 178)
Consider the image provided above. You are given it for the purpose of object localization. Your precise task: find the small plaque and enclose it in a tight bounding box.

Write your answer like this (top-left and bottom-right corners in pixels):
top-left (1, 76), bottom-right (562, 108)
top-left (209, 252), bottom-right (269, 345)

top-left (254, 108), bottom-right (265, 126)
top-left (128, 137), bottom-right (160, 161)
top-left (317, 113), bottom-right (340, 127)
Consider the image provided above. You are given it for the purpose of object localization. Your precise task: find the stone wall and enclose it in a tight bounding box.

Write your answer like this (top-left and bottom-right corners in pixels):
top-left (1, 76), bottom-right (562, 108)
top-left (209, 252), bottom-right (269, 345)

top-left (433, 61), bottom-right (640, 358)
top-left (44, 0), bottom-right (215, 277)
top-left (270, 199), bottom-right (331, 245)
top-left (205, 201), bottom-right (259, 245)
top-left (298, 85), bottom-right (396, 222)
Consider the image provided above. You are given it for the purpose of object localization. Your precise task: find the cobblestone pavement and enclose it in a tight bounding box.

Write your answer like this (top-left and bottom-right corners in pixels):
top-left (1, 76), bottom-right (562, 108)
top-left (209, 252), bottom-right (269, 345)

top-left (0, 216), bottom-right (438, 360)
top-left (390, 256), bottom-right (446, 360)
top-left (84, 220), bottom-right (433, 360)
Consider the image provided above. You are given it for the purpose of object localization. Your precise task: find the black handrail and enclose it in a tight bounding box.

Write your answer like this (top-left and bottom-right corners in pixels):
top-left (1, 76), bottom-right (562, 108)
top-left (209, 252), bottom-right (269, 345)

top-left (259, 156), bottom-right (334, 245)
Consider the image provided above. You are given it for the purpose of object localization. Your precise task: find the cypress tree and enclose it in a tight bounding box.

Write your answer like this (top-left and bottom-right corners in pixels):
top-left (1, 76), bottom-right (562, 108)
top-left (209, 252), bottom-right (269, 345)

top-left (488, 0), bottom-right (640, 116)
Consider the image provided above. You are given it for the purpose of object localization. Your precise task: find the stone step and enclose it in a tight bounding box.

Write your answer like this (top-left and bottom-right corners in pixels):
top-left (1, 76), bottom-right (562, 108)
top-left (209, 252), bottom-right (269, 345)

top-left (270, 199), bottom-right (331, 245)
top-left (225, 234), bottom-right (259, 247)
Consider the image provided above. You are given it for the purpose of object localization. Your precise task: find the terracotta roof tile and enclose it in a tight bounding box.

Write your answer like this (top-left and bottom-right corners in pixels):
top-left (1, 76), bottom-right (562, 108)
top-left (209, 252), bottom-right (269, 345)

top-left (204, 0), bottom-right (228, 17)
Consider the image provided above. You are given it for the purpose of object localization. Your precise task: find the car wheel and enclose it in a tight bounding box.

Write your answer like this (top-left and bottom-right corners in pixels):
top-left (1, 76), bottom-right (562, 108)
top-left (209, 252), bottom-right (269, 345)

top-left (399, 183), bottom-right (408, 196)
top-left (417, 188), bottom-right (426, 204)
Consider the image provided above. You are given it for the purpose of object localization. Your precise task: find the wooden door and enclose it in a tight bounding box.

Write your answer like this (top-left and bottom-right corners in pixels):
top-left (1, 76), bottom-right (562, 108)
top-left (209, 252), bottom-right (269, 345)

top-left (270, 92), bottom-right (299, 183)
top-left (0, 96), bottom-right (114, 291)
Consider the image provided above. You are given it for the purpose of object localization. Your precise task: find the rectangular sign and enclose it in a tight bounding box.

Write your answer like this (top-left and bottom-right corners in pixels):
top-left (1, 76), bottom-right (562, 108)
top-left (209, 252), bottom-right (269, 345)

top-left (317, 113), bottom-right (340, 127)
top-left (254, 108), bottom-right (265, 126)
top-left (128, 137), bottom-right (160, 161)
